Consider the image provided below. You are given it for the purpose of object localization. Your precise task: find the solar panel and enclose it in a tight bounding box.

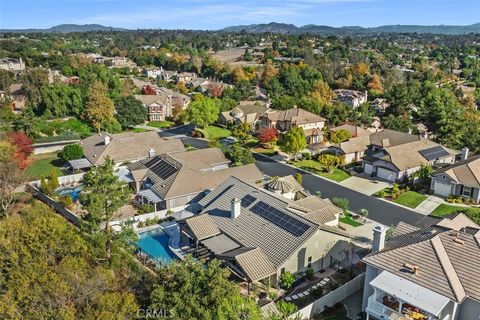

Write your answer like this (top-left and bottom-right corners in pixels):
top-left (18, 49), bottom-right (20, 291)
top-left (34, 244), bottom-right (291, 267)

top-left (419, 146), bottom-right (449, 161)
top-left (241, 194), bottom-right (256, 207)
top-left (250, 201), bottom-right (310, 237)
top-left (149, 159), bottom-right (177, 180)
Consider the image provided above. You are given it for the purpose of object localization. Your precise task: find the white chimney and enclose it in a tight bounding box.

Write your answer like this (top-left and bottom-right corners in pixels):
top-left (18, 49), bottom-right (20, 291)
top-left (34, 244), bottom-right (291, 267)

top-left (372, 225), bottom-right (387, 252)
top-left (461, 147), bottom-right (469, 161)
top-left (104, 135), bottom-right (111, 145)
top-left (231, 198), bottom-right (241, 219)
top-left (148, 148), bottom-right (156, 158)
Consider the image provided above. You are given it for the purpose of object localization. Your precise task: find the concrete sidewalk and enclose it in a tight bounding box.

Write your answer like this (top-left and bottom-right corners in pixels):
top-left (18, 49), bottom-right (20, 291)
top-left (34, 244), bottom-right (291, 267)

top-left (415, 195), bottom-right (444, 215)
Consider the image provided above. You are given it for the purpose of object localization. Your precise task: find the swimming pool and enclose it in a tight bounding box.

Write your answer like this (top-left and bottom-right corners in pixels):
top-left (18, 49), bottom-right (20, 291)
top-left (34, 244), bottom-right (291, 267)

top-left (56, 186), bottom-right (82, 201)
top-left (137, 228), bottom-right (176, 265)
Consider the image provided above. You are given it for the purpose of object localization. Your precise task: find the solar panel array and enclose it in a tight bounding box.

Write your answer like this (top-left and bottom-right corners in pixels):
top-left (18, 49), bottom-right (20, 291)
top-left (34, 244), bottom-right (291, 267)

top-left (419, 146), bottom-right (449, 161)
top-left (250, 201), bottom-right (310, 237)
top-left (148, 158), bottom-right (177, 180)
top-left (241, 194), bottom-right (256, 207)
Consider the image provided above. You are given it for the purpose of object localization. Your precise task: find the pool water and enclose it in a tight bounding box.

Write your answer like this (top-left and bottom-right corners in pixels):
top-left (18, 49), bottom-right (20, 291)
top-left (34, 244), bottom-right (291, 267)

top-left (56, 186), bottom-right (82, 201)
top-left (137, 228), bottom-right (176, 265)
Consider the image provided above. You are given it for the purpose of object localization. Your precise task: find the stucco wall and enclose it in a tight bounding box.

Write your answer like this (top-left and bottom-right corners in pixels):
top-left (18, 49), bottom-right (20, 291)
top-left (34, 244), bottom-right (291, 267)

top-left (277, 229), bottom-right (350, 279)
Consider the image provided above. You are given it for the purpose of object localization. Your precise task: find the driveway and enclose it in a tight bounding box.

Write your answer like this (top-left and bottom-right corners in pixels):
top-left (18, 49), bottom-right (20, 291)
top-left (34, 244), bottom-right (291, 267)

top-left (254, 154), bottom-right (424, 227)
top-left (340, 174), bottom-right (391, 196)
top-left (415, 195), bottom-right (444, 215)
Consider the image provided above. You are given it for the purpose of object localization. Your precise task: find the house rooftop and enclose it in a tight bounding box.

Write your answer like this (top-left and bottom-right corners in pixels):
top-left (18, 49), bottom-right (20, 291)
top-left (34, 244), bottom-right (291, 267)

top-left (363, 213), bottom-right (480, 303)
top-left (433, 155), bottom-right (480, 188)
top-left (81, 131), bottom-right (185, 166)
top-left (263, 107), bottom-right (325, 126)
top-left (329, 123), bottom-right (371, 137)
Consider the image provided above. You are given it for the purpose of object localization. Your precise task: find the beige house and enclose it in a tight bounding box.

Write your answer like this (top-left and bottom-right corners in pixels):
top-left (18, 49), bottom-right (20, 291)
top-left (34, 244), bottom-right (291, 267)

top-left (127, 148), bottom-right (263, 210)
top-left (134, 88), bottom-right (190, 122)
top-left (180, 176), bottom-right (350, 285)
top-left (362, 214), bottom-right (480, 320)
top-left (259, 107), bottom-right (326, 145)
top-left (0, 58), bottom-right (25, 72)
top-left (218, 100), bottom-right (270, 126)
top-left (431, 152), bottom-right (480, 202)
top-left (80, 131), bottom-right (185, 166)
top-left (334, 89), bottom-right (368, 108)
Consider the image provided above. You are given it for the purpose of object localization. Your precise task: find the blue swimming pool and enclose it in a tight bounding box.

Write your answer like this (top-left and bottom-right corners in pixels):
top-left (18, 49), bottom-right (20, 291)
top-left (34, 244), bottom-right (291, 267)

top-left (56, 186), bottom-right (82, 201)
top-left (137, 228), bottom-right (176, 265)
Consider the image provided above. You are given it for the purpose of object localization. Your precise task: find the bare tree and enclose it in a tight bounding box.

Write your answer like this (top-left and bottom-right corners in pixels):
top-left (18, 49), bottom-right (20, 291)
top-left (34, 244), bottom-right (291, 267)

top-left (0, 159), bottom-right (26, 217)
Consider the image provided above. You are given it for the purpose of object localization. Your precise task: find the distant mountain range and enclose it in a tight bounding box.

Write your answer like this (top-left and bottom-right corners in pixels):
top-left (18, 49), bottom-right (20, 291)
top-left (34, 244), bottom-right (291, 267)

top-left (221, 22), bottom-right (480, 35)
top-left (1, 22), bottom-right (479, 35)
top-left (0, 24), bottom-right (125, 33)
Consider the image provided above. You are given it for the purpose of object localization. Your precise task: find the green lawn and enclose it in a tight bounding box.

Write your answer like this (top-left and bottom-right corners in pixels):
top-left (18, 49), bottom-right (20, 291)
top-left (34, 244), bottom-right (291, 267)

top-left (294, 160), bottom-right (350, 182)
top-left (146, 121), bottom-right (173, 128)
top-left (253, 147), bottom-right (276, 157)
top-left (197, 125), bottom-right (232, 140)
top-left (27, 152), bottom-right (64, 180)
top-left (339, 214), bottom-right (363, 227)
top-left (393, 191), bottom-right (427, 209)
top-left (431, 204), bottom-right (480, 223)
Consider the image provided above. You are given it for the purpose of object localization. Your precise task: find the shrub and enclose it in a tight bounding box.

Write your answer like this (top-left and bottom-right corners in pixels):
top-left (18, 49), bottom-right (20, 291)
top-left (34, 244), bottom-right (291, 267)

top-left (276, 300), bottom-right (297, 316)
top-left (301, 152), bottom-right (311, 160)
top-left (58, 144), bottom-right (84, 162)
top-left (47, 169), bottom-right (59, 191)
top-left (358, 208), bottom-right (369, 218)
top-left (332, 197), bottom-right (349, 214)
top-left (59, 195), bottom-right (73, 208)
top-left (309, 286), bottom-right (323, 299)
top-left (280, 271), bottom-right (296, 289)
top-left (305, 267), bottom-right (314, 280)
top-left (268, 290), bottom-right (277, 300)
top-left (377, 189), bottom-right (386, 198)
top-left (294, 173), bottom-right (303, 184)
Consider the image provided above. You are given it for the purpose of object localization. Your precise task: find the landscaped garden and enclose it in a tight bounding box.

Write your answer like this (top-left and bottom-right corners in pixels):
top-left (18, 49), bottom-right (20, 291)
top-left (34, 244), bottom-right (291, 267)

top-left (26, 152), bottom-right (64, 180)
top-left (146, 121), bottom-right (173, 129)
top-left (339, 213), bottom-right (363, 227)
top-left (197, 125), bottom-right (232, 140)
top-left (293, 159), bottom-right (350, 182)
top-left (375, 184), bottom-right (427, 209)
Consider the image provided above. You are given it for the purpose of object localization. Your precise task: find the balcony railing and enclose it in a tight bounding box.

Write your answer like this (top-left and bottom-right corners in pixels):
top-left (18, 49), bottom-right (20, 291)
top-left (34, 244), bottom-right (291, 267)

top-left (367, 295), bottom-right (410, 320)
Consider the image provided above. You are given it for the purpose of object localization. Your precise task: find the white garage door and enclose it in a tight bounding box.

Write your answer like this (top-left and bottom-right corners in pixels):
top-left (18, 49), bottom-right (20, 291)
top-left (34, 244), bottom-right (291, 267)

top-left (434, 181), bottom-right (452, 197)
top-left (376, 167), bottom-right (396, 182)
top-left (364, 163), bottom-right (374, 175)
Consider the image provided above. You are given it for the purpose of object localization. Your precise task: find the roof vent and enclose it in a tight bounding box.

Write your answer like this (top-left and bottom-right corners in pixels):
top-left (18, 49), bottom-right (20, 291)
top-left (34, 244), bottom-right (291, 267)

top-left (148, 148), bottom-right (156, 158)
top-left (403, 263), bottom-right (420, 274)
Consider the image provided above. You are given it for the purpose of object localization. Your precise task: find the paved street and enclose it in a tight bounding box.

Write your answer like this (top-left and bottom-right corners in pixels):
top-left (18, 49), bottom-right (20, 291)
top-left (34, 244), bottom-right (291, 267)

top-left (340, 174), bottom-right (391, 196)
top-left (254, 154), bottom-right (425, 227)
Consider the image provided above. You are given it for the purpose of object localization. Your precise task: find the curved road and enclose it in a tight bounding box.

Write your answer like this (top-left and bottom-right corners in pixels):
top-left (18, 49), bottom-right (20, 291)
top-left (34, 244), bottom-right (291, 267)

top-left (254, 155), bottom-right (425, 227)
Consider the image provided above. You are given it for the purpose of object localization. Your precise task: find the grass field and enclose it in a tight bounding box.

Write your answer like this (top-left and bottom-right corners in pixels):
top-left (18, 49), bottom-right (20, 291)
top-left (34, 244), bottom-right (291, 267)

top-left (146, 121), bottom-right (173, 129)
top-left (27, 152), bottom-right (64, 180)
top-left (431, 204), bottom-right (480, 217)
top-left (197, 125), bottom-right (232, 140)
top-left (393, 191), bottom-right (427, 209)
top-left (294, 160), bottom-right (350, 182)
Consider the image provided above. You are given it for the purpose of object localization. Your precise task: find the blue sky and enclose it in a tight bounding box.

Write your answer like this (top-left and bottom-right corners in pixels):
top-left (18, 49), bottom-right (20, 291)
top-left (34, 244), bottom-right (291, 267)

top-left (1, 0), bottom-right (479, 29)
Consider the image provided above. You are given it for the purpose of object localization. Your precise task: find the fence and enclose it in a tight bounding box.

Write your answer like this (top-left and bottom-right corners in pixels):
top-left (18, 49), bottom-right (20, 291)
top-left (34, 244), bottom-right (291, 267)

top-left (291, 273), bottom-right (365, 320)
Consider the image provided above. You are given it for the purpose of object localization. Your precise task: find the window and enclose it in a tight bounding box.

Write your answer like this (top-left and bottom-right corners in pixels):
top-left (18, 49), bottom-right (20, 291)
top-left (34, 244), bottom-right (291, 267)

top-left (463, 186), bottom-right (472, 197)
top-left (307, 256), bottom-right (312, 268)
top-left (280, 268), bottom-right (285, 275)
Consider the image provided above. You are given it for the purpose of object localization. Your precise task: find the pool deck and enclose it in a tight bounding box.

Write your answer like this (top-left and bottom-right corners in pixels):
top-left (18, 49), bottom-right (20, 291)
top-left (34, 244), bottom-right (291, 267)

top-left (161, 221), bottom-right (185, 260)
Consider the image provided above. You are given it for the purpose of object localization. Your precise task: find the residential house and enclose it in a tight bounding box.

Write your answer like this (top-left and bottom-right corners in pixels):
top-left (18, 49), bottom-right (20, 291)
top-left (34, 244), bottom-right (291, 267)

top-left (371, 98), bottom-right (390, 115)
top-left (79, 131), bottom-right (185, 167)
top-left (0, 58), bottom-right (25, 72)
top-left (9, 83), bottom-right (27, 113)
top-left (143, 67), bottom-right (165, 79)
top-left (134, 88), bottom-right (190, 122)
top-left (259, 107), bottom-right (326, 145)
top-left (127, 148), bottom-right (263, 210)
top-left (176, 72), bottom-right (197, 83)
top-left (265, 175), bottom-right (305, 200)
top-left (180, 176), bottom-right (350, 285)
top-left (218, 100), bottom-right (270, 127)
top-left (362, 214), bottom-right (480, 320)
top-left (363, 138), bottom-right (457, 182)
top-left (106, 56), bottom-right (137, 68)
top-left (334, 89), bottom-right (368, 108)
top-left (430, 150), bottom-right (480, 203)
top-left (330, 135), bottom-right (372, 164)
top-left (329, 123), bottom-right (371, 138)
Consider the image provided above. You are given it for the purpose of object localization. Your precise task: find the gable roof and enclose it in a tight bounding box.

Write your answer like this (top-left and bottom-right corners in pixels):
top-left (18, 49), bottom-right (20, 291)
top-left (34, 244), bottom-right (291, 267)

top-left (195, 176), bottom-right (348, 269)
top-left (128, 149), bottom-right (263, 200)
top-left (368, 129), bottom-right (420, 148)
top-left (263, 108), bottom-right (325, 125)
top-left (287, 195), bottom-right (342, 225)
top-left (433, 155), bottom-right (480, 188)
top-left (329, 124), bottom-right (371, 137)
top-left (234, 248), bottom-right (277, 281)
top-left (185, 214), bottom-right (221, 240)
top-left (81, 131), bottom-right (185, 166)
top-left (369, 139), bottom-right (457, 171)
top-left (363, 215), bottom-right (480, 302)
top-left (221, 100), bottom-right (270, 124)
